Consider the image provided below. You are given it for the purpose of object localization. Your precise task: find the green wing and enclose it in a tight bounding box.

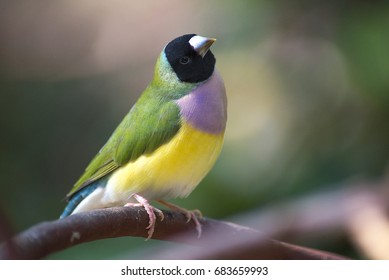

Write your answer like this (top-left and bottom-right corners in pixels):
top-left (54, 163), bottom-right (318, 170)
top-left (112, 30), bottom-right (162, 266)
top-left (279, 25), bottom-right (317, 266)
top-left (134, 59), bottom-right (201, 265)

top-left (66, 98), bottom-right (181, 198)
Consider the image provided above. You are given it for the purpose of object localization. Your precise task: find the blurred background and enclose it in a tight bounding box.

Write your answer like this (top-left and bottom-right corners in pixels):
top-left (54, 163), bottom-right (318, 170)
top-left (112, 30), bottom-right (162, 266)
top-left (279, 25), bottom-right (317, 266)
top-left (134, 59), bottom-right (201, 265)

top-left (1, 0), bottom-right (389, 259)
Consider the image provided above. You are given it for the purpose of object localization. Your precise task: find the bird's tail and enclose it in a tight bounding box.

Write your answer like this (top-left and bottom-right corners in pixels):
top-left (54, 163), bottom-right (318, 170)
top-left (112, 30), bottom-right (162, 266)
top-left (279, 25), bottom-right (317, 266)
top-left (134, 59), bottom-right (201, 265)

top-left (59, 183), bottom-right (100, 219)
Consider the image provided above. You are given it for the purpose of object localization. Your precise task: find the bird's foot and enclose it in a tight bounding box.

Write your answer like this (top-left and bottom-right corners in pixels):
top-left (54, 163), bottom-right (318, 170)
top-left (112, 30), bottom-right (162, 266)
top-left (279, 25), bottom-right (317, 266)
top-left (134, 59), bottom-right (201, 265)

top-left (157, 200), bottom-right (203, 238)
top-left (125, 194), bottom-right (164, 240)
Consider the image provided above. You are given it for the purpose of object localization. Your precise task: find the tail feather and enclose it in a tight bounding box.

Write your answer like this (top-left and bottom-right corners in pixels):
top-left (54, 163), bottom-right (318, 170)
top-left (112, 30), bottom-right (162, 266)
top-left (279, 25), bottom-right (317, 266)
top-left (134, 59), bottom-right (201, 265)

top-left (60, 183), bottom-right (99, 219)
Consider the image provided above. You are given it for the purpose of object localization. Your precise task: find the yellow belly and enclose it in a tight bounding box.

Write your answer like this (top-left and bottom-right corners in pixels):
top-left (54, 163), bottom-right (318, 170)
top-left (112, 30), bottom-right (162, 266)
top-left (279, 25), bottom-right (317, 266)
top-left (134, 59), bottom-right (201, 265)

top-left (105, 120), bottom-right (224, 202)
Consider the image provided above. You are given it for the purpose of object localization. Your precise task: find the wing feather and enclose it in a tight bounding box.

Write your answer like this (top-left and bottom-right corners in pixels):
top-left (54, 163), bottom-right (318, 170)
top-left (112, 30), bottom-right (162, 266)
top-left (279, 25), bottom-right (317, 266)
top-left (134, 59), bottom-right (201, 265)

top-left (66, 99), bottom-right (181, 198)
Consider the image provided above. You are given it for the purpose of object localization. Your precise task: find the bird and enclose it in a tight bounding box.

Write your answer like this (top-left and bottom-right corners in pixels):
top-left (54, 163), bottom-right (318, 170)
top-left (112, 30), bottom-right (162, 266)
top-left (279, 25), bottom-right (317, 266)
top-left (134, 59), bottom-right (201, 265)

top-left (60, 34), bottom-right (227, 239)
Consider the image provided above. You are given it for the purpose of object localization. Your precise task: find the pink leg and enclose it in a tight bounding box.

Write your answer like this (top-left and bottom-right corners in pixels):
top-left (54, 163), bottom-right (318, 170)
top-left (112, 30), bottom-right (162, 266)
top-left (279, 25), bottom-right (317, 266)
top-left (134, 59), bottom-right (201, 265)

top-left (157, 200), bottom-right (203, 238)
top-left (124, 194), bottom-right (164, 239)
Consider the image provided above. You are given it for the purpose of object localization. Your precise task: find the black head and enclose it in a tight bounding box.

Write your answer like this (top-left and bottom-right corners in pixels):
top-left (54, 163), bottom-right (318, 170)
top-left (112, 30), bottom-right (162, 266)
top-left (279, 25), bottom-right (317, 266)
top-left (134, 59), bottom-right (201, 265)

top-left (164, 34), bottom-right (216, 83)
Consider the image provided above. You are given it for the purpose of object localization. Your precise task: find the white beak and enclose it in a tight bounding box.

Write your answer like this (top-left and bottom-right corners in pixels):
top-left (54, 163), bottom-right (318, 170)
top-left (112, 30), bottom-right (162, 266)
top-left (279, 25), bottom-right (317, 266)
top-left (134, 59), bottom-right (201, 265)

top-left (189, 35), bottom-right (216, 58)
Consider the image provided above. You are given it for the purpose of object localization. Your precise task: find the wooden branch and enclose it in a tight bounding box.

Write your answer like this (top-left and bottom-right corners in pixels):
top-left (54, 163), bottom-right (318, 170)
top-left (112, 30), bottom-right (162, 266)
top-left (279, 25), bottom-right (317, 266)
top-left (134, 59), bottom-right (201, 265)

top-left (0, 207), bottom-right (346, 260)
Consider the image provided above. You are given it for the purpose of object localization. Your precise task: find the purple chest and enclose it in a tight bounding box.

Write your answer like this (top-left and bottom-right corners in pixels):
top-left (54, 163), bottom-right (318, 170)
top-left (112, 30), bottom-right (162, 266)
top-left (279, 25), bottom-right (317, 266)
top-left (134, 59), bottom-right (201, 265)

top-left (176, 70), bottom-right (227, 134)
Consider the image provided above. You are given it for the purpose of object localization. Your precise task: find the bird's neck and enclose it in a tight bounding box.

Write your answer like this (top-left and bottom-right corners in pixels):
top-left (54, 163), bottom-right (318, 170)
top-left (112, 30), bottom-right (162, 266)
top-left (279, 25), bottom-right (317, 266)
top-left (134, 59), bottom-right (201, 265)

top-left (150, 52), bottom-right (196, 97)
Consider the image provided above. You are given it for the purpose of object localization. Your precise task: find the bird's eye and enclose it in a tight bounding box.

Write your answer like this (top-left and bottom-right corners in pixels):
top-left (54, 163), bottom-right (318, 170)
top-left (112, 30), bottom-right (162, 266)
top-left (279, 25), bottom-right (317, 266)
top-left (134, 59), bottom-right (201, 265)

top-left (179, 56), bottom-right (191, 65)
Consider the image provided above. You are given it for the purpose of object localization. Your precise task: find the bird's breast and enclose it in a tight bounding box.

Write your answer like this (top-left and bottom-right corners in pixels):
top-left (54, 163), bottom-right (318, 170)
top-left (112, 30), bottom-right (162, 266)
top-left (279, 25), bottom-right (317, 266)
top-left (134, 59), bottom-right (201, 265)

top-left (106, 120), bottom-right (224, 202)
top-left (176, 70), bottom-right (227, 134)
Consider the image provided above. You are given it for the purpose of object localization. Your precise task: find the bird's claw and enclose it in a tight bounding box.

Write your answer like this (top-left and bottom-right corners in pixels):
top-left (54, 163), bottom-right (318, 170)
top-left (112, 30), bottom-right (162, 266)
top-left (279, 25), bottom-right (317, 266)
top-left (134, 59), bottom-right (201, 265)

top-left (157, 200), bottom-right (203, 238)
top-left (125, 194), bottom-right (164, 240)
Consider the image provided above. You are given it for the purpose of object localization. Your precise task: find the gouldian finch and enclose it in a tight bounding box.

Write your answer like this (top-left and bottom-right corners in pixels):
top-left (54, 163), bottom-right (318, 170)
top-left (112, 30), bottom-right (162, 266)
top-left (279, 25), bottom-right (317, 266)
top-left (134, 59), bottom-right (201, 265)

top-left (60, 34), bottom-right (227, 239)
